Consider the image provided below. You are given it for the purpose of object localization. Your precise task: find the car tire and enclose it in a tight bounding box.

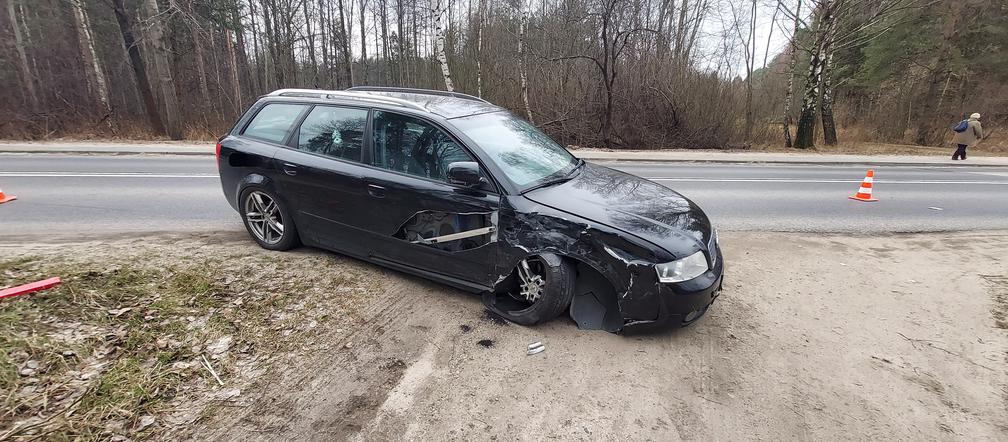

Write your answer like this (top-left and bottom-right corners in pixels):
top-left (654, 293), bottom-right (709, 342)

top-left (488, 255), bottom-right (576, 326)
top-left (239, 186), bottom-right (300, 251)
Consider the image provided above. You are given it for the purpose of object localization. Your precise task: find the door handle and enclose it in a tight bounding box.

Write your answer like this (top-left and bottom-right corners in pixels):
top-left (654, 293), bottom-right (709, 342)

top-left (281, 163), bottom-right (298, 176)
top-left (367, 184), bottom-right (386, 198)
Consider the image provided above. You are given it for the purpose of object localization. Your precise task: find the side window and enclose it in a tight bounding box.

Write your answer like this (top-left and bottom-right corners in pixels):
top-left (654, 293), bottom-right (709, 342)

top-left (372, 111), bottom-right (474, 182)
top-left (243, 103), bottom-right (308, 143)
top-left (296, 106), bottom-right (368, 162)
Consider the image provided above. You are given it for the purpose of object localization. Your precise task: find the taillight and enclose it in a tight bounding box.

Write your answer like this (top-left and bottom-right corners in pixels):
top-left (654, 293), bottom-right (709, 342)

top-left (215, 141), bottom-right (222, 163)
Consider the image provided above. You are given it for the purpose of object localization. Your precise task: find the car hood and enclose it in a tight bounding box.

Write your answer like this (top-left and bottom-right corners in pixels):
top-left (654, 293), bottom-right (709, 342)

top-left (523, 162), bottom-right (712, 257)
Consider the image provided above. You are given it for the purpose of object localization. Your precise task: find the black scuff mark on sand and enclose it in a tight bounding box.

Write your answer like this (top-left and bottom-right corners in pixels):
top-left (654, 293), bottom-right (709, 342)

top-left (483, 309), bottom-right (510, 326)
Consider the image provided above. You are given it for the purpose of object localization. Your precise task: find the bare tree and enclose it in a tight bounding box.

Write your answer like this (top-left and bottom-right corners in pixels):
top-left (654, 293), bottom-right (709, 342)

top-left (4, 0), bottom-right (996, 154)
top-left (781, 0), bottom-right (802, 147)
top-left (71, 0), bottom-right (112, 125)
top-left (111, 0), bottom-right (165, 135)
top-left (6, 0), bottom-right (39, 110)
top-left (144, 0), bottom-right (182, 139)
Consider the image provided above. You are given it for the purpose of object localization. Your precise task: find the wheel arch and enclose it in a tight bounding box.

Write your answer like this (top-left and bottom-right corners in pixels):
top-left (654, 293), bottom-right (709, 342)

top-left (235, 173), bottom-right (277, 208)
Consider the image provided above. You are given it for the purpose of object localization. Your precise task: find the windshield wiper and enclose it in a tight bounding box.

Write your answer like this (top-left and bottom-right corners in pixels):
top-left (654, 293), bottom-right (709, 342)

top-left (524, 160), bottom-right (583, 192)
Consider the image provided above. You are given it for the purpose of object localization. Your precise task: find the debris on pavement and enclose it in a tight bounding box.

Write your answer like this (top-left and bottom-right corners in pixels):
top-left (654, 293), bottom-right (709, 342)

top-left (0, 276), bottom-right (62, 300)
top-left (107, 307), bottom-right (132, 317)
top-left (137, 415), bottom-right (156, 430)
top-left (201, 355), bottom-right (224, 386)
top-left (477, 339), bottom-right (494, 348)
top-left (928, 207), bottom-right (944, 211)
top-left (527, 341), bottom-right (545, 355)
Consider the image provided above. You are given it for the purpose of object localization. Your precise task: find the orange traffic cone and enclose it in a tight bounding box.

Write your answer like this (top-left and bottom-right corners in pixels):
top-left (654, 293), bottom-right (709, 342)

top-left (849, 170), bottom-right (878, 202)
top-left (0, 188), bottom-right (16, 204)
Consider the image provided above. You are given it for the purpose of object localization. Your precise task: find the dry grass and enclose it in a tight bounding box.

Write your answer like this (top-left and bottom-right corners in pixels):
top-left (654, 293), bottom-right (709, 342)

top-left (0, 239), bottom-right (381, 440)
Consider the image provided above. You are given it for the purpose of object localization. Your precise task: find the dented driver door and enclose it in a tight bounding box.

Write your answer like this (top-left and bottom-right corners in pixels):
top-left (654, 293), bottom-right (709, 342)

top-left (359, 168), bottom-right (500, 286)
top-left (363, 110), bottom-right (501, 286)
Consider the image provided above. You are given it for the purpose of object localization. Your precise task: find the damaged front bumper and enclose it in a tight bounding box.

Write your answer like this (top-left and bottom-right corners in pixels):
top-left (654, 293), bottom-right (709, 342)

top-left (621, 250), bottom-right (724, 333)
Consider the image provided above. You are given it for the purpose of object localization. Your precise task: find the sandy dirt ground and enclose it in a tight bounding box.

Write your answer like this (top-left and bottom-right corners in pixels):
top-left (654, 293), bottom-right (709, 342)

top-left (2, 231), bottom-right (1006, 441)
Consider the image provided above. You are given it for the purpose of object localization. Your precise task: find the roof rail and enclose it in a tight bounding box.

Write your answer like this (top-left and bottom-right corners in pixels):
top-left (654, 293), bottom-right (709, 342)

top-left (266, 88), bottom-right (427, 111)
top-left (346, 86), bottom-right (490, 104)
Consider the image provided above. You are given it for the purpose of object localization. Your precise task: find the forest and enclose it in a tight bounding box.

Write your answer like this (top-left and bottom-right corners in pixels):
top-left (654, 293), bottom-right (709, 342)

top-left (1, 0), bottom-right (1005, 150)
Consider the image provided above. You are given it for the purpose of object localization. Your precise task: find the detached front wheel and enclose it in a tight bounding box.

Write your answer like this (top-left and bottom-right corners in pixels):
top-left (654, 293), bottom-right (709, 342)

top-left (484, 255), bottom-right (575, 325)
top-left (240, 187), bottom-right (300, 251)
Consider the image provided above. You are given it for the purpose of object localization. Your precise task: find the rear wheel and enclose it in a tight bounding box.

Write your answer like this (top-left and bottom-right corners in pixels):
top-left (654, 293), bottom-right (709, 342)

top-left (240, 187), bottom-right (299, 251)
top-left (485, 255), bottom-right (575, 325)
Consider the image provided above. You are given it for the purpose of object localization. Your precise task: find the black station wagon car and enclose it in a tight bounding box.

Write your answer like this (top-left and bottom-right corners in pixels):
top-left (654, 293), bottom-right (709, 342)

top-left (217, 87), bottom-right (722, 332)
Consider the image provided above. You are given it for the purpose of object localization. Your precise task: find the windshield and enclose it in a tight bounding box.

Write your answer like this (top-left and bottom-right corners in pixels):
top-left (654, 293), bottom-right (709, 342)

top-left (450, 112), bottom-right (578, 190)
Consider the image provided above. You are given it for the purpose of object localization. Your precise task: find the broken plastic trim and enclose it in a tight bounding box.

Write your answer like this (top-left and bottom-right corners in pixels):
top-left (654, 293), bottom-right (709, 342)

top-left (395, 210), bottom-right (498, 252)
top-left (411, 226), bottom-right (497, 245)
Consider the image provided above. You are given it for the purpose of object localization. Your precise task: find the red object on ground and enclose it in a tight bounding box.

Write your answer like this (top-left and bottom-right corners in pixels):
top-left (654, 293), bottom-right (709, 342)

top-left (849, 169), bottom-right (879, 202)
top-left (0, 277), bottom-right (62, 300)
top-left (0, 188), bottom-right (16, 204)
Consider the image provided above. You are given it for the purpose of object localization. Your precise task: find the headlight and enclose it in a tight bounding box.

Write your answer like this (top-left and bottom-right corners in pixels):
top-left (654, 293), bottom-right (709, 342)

top-left (655, 251), bottom-right (709, 283)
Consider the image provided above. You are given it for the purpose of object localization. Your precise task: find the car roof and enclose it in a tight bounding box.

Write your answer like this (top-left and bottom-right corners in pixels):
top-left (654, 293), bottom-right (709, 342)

top-left (264, 87), bottom-right (504, 119)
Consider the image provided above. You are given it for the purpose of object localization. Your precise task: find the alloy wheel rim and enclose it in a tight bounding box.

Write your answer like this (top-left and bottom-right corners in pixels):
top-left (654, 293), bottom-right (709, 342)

top-left (245, 191), bottom-right (284, 245)
top-left (516, 258), bottom-right (546, 304)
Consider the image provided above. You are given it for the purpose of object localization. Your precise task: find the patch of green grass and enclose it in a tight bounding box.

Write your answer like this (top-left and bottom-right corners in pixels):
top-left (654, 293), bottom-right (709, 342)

top-left (0, 247), bottom-right (368, 439)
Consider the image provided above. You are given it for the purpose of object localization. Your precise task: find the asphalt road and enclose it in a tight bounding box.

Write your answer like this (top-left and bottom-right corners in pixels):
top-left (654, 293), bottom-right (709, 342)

top-left (2, 154), bottom-right (1008, 237)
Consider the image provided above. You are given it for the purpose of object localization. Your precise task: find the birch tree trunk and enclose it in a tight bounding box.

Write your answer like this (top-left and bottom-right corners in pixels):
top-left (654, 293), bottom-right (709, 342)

top-left (476, 0), bottom-right (484, 97)
top-left (793, 3), bottom-right (830, 149)
top-left (433, 0), bottom-right (454, 91)
top-left (781, 0), bottom-right (801, 147)
top-left (145, 0), bottom-right (183, 139)
top-left (517, 0), bottom-right (532, 122)
top-left (794, 45), bottom-right (824, 149)
top-left (7, 0), bottom-right (39, 111)
top-left (819, 41), bottom-right (838, 145)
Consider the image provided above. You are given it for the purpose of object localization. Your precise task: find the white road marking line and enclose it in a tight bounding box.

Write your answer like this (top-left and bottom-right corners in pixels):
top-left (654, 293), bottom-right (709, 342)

top-left (645, 177), bottom-right (1008, 185)
top-left (0, 172), bottom-right (217, 178)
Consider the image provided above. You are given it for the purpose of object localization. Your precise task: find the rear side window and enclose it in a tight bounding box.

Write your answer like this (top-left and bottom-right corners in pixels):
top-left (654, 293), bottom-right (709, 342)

top-left (296, 106), bottom-right (368, 162)
top-left (372, 111), bottom-right (474, 182)
top-left (242, 103), bottom-right (307, 143)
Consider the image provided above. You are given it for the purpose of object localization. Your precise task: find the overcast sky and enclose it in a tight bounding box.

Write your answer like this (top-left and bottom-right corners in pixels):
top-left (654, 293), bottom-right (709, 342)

top-left (696, 0), bottom-right (806, 78)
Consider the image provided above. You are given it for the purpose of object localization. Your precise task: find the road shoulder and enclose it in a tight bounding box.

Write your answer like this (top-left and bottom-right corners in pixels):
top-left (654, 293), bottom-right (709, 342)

top-left (1, 231), bottom-right (1005, 440)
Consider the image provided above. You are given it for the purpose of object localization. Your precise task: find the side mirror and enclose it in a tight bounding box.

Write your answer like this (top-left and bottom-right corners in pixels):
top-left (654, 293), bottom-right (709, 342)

top-left (447, 161), bottom-right (484, 187)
